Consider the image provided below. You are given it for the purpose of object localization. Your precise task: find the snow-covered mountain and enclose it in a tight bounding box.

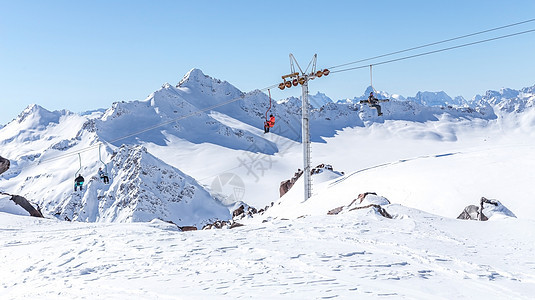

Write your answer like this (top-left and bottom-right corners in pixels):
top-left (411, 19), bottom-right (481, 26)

top-left (407, 91), bottom-right (469, 107)
top-left (2, 69), bottom-right (535, 298)
top-left (480, 86), bottom-right (535, 113)
top-left (53, 144), bottom-right (230, 227)
top-left (1, 68), bottom-right (534, 227)
top-left (336, 86), bottom-right (406, 104)
top-left (0, 99), bottom-right (232, 228)
top-left (98, 81), bottom-right (276, 153)
top-left (308, 91), bottom-right (334, 108)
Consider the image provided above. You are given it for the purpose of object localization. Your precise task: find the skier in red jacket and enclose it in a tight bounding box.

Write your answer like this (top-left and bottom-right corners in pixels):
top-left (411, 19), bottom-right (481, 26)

top-left (264, 114), bottom-right (275, 133)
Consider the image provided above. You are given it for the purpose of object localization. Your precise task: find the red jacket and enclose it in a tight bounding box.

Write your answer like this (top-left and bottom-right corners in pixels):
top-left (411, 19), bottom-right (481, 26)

top-left (268, 116), bottom-right (275, 127)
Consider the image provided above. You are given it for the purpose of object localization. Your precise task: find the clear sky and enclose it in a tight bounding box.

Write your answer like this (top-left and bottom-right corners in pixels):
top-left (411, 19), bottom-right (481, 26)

top-left (1, 0), bottom-right (534, 125)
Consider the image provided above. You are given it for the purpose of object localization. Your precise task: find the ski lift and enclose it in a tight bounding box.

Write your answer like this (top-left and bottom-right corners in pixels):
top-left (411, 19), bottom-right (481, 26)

top-left (263, 89), bottom-right (275, 134)
top-left (358, 65), bottom-right (389, 116)
top-left (74, 153), bottom-right (85, 191)
top-left (75, 153), bottom-right (82, 177)
top-left (98, 143), bottom-right (110, 184)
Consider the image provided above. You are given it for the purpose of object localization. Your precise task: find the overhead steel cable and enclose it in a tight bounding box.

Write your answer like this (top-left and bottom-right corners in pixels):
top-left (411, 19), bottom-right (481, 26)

top-left (38, 144), bottom-right (100, 165)
top-left (330, 28), bottom-right (535, 74)
top-left (24, 24), bottom-right (535, 166)
top-left (328, 18), bottom-right (535, 70)
top-left (35, 83), bottom-right (280, 165)
top-left (105, 83), bottom-right (279, 145)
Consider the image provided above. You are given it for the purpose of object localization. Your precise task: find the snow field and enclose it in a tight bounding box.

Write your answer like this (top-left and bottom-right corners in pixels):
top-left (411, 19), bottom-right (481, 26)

top-left (1, 207), bottom-right (534, 299)
top-left (2, 70), bottom-right (535, 298)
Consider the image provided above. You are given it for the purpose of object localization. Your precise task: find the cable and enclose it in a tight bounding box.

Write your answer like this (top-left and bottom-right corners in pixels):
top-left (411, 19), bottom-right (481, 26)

top-left (329, 18), bottom-right (535, 70)
top-left (35, 83), bottom-right (280, 165)
top-left (106, 83), bottom-right (278, 145)
top-left (21, 24), bottom-right (535, 166)
top-left (38, 143), bottom-right (100, 165)
top-left (330, 28), bottom-right (535, 74)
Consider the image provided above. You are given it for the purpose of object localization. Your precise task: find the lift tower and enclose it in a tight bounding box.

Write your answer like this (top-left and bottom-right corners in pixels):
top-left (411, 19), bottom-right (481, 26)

top-left (278, 54), bottom-right (329, 201)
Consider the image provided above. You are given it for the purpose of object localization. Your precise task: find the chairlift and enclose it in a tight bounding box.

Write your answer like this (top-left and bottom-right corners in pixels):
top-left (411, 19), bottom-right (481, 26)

top-left (74, 153), bottom-right (84, 191)
top-left (358, 65), bottom-right (389, 116)
top-left (263, 89), bottom-right (275, 134)
top-left (98, 143), bottom-right (110, 184)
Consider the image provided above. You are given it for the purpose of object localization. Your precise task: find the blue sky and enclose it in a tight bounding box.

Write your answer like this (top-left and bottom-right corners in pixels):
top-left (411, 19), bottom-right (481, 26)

top-left (1, 0), bottom-right (534, 125)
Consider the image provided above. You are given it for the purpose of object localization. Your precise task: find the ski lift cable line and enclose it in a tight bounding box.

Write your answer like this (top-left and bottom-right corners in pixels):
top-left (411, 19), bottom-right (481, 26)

top-left (24, 27), bottom-right (535, 166)
top-left (328, 17), bottom-right (535, 70)
top-left (37, 144), bottom-right (101, 165)
top-left (330, 28), bottom-right (535, 74)
top-left (35, 83), bottom-right (280, 165)
top-left (105, 83), bottom-right (279, 145)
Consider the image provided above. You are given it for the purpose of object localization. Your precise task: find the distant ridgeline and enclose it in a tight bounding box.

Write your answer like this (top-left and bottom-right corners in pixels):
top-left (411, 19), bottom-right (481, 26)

top-left (0, 68), bottom-right (533, 225)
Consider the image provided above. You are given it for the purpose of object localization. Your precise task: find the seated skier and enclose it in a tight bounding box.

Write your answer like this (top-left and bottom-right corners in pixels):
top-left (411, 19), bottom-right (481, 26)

top-left (74, 174), bottom-right (85, 191)
top-left (98, 167), bottom-right (109, 184)
top-left (264, 114), bottom-right (275, 133)
top-left (367, 92), bottom-right (383, 116)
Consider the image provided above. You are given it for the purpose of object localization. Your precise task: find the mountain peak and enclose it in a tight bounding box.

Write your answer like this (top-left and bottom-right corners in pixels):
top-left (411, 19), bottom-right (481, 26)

top-left (14, 104), bottom-right (66, 126)
top-left (520, 84), bottom-right (535, 94)
top-left (407, 91), bottom-right (466, 107)
top-left (175, 68), bottom-right (243, 101)
top-left (309, 92), bottom-right (333, 108)
top-left (177, 68), bottom-right (209, 88)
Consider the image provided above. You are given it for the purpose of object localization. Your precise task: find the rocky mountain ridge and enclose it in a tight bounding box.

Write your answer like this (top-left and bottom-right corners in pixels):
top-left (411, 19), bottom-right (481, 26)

top-left (1, 68), bottom-right (534, 226)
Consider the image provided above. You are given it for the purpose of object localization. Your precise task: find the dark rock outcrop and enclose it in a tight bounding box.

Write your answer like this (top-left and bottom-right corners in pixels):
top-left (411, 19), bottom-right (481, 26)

top-left (327, 192), bottom-right (391, 218)
top-left (458, 205), bottom-right (486, 221)
top-left (349, 204), bottom-right (392, 219)
top-left (180, 226), bottom-right (198, 232)
top-left (0, 156), bottom-right (9, 175)
top-left (232, 204), bottom-right (258, 220)
top-left (1, 192), bottom-right (44, 218)
top-left (457, 197), bottom-right (512, 221)
top-left (280, 164), bottom-right (345, 198)
top-left (280, 169), bottom-right (303, 197)
top-left (202, 220), bottom-right (230, 230)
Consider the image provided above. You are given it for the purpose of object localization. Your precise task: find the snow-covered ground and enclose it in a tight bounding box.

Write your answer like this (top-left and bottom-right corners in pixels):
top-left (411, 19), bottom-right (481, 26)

top-left (2, 115), bottom-right (535, 298)
top-left (1, 70), bottom-right (535, 298)
top-left (2, 206), bottom-right (534, 299)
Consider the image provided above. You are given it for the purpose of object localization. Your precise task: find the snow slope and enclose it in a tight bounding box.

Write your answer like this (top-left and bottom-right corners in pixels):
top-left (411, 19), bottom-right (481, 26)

top-left (0, 103), bottom-right (230, 228)
top-left (97, 81), bottom-right (276, 153)
top-left (0, 70), bottom-right (533, 223)
top-left (1, 206), bottom-right (534, 299)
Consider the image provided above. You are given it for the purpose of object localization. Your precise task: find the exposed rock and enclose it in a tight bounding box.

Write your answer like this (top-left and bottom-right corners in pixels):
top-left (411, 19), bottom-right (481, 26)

top-left (180, 226), bottom-right (198, 232)
top-left (200, 203), bottom-right (260, 230)
top-left (458, 205), bottom-right (485, 221)
top-left (0, 156), bottom-right (9, 175)
top-left (327, 192), bottom-right (391, 218)
top-left (233, 204), bottom-right (245, 218)
top-left (458, 197), bottom-right (516, 221)
top-left (202, 220), bottom-right (229, 230)
top-left (349, 204), bottom-right (392, 219)
top-left (280, 164), bottom-right (345, 198)
top-left (280, 169), bottom-right (303, 197)
top-left (337, 192), bottom-right (379, 210)
top-left (229, 222), bottom-right (244, 229)
top-left (1, 192), bottom-right (44, 218)
top-left (311, 163), bottom-right (333, 174)
top-left (327, 206), bottom-right (344, 215)
top-left (202, 219), bottom-right (247, 230)
top-left (231, 203), bottom-right (258, 220)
